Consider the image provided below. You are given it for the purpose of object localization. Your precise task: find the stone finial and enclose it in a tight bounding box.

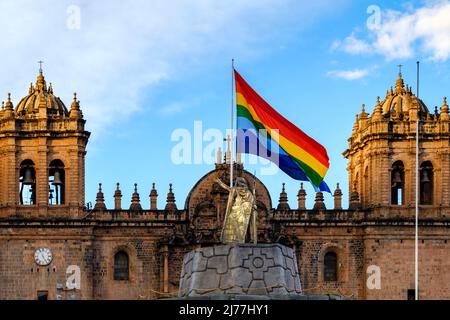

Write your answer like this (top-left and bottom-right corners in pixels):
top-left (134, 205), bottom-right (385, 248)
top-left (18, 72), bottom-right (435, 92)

top-left (395, 71), bottom-right (404, 94)
top-left (313, 191), bottom-right (326, 210)
top-left (28, 82), bottom-right (34, 94)
top-left (360, 103), bottom-right (368, 120)
top-left (94, 183), bottom-right (106, 210)
top-left (4, 93), bottom-right (14, 118)
top-left (165, 183), bottom-right (177, 211)
top-left (36, 68), bottom-right (47, 92)
top-left (130, 183), bottom-right (142, 211)
top-left (114, 183), bottom-right (122, 210)
top-left (333, 183), bottom-right (343, 210)
top-left (433, 106), bottom-right (439, 121)
top-left (216, 147), bottom-right (222, 164)
top-left (277, 183), bottom-right (290, 211)
top-left (349, 181), bottom-right (361, 210)
top-left (440, 97), bottom-right (449, 121)
top-left (372, 96), bottom-right (383, 121)
top-left (297, 183), bottom-right (306, 210)
top-left (225, 135), bottom-right (232, 164)
top-left (70, 92), bottom-right (82, 119)
top-left (5, 93), bottom-right (13, 111)
top-left (48, 82), bottom-right (53, 94)
top-left (150, 182), bottom-right (158, 210)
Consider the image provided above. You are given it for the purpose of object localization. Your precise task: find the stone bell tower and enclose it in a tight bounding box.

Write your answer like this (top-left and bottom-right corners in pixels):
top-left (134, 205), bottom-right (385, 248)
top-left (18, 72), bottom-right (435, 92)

top-left (0, 66), bottom-right (90, 217)
top-left (343, 69), bottom-right (450, 211)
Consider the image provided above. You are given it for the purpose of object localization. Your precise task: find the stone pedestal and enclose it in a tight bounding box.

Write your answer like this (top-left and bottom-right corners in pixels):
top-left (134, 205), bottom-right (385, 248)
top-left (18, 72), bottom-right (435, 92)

top-left (178, 243), bottom-right (302, 298)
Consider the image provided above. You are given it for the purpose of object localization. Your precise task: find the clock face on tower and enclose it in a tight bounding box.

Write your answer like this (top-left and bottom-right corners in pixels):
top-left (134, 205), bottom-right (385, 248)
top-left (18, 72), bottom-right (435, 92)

top-left (34, 247), bottom-right (53, 266)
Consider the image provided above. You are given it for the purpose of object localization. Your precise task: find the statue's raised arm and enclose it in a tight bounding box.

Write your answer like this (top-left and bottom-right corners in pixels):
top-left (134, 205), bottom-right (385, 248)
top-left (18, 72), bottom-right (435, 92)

top-left (215, 178), bottom-right (231, 192)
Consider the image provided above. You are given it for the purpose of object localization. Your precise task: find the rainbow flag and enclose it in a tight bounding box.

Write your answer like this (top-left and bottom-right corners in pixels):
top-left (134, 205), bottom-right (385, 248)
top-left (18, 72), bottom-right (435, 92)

top-left (235, 69), bottom-right (330, 192)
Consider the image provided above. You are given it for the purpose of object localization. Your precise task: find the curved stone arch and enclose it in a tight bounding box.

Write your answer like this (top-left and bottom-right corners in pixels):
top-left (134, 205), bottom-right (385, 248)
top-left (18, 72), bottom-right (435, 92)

top-left (184, 167), bottom-right (272, 213)
top-left (184, 169), bottom-right (216, 210)
top-left (317, 243), bottom-right (346, 283)
top-left (391, 157), bottom-right (408, 167)
top-left (110, 244), bottom-right (137, 282)
top-left (17, 157), bottom-right (38, 167)
top-left (47, 157), bottom-right (68, 168)
top-left (420, 159), bottom-right (434, 167)
top-left (390, 158), bottom-right (408, 182)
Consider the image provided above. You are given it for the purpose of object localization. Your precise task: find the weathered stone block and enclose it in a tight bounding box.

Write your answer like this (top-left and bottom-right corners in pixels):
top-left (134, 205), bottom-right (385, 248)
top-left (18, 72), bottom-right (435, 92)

top-left (207, 255), bottom-right (228, 274)
top-left (191, 253), bottom-right (208, 272)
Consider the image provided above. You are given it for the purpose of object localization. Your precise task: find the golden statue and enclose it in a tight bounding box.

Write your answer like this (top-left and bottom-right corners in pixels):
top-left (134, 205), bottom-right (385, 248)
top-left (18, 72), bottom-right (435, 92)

top-left (215, 177), bottom-right (257, 244)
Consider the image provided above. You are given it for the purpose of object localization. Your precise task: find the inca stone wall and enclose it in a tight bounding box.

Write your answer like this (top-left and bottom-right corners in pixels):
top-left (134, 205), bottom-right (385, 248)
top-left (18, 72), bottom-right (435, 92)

top-left (178, 244), bottom-right (302, 297)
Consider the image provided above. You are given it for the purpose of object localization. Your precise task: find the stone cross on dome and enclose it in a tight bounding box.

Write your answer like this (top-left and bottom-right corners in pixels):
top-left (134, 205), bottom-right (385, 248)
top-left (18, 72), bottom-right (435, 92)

top-left (38, 60), bottom-right (44, 72)
top-left (395, 64), bottom-right (405, 93)
top-left (398, 64), bottom-right (403, 76)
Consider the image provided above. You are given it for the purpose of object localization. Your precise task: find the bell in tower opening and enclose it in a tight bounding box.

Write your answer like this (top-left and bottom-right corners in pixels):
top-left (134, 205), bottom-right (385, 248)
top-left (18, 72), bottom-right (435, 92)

top-left (391, 161), bottom-right (405, 206)
top-left (420, 161), bottom-right (433, 205)
top-left (19, 160), bottom-right (36, 205)
top-left (48, 160), bottom-right (65, 205)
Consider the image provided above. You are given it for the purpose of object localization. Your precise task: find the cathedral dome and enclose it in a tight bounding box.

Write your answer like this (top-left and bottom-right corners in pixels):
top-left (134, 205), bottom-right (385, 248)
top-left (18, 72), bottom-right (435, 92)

top-left (15, 70), bottom-right (69, 118)
top-left (380, 72), bottom-right (429, 119)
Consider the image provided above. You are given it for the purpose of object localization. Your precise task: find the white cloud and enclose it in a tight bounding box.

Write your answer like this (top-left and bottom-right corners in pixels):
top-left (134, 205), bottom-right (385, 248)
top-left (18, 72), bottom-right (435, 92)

top-left (331, 33), bottom-right (372, 55)
top-left (0, 0), bottom-right (344, 137)
top-left (327, 68), bottom-right (370, 80)
top-left (332, 1), bottom-right (450, 61)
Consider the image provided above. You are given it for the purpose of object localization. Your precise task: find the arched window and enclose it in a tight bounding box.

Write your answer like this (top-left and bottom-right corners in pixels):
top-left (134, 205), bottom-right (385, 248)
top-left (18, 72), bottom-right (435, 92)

top-left (420, 161), bottom-right (433, 205)
top-left (324, 251), bottom-right (337, 282)
top-left (19, 160), bottom-right (36, 205)
top-left (391, 161), bottom-right (404, 205)
top-left (49, 160), bottom-right (65, 205)
top-left (114, 251), bottom-right (129, 280)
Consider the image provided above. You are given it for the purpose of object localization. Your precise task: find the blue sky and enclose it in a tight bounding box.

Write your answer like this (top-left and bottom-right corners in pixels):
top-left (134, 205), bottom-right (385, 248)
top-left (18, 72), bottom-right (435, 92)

top-left (1, 0), bottom-right (450, 209)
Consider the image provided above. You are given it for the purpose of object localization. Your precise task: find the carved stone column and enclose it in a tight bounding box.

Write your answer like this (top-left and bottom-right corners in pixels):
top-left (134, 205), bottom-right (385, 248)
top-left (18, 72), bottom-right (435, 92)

top-left (160, 245), bottom-right (169, 294)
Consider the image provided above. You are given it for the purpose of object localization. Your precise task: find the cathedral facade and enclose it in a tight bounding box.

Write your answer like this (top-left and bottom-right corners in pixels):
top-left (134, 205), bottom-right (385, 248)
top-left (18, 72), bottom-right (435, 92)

top-left (1, 69), bottom-right (450, 300)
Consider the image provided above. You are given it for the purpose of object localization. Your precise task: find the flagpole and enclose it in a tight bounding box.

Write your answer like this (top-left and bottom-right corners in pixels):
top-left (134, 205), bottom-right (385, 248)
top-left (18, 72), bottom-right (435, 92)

top-left (415, 60), bottom-right (420, 301)
top-left (230, 59), bottom-right (235, 188)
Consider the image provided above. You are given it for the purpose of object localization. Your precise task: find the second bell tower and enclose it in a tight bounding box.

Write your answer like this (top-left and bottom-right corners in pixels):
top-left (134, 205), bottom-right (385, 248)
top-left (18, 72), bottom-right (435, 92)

top-left (343, 70), bottom-right (450, 211)
top-left (0, 67), bottom-right (90, 217)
